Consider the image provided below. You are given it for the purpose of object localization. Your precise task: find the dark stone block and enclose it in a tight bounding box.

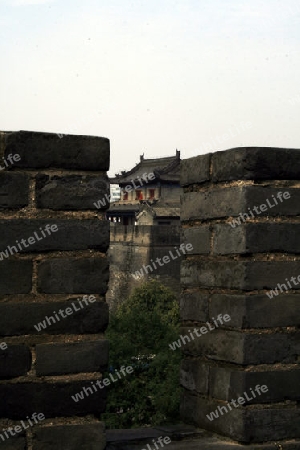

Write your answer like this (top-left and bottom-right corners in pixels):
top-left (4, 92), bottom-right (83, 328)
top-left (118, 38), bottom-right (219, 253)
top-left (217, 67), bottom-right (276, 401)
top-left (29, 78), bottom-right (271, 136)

top-left (0, 300), bottom-right (108, 336)
top-left (36, 341), bottom-right (109, 376)
top-left (181, 327), bottom-right (299, 364)
top-left (210, 294), bottom-right (300, 328)
top-left (0, 220), bottom-right (109, 253)
top-left (209, 366), bottom-right (300, 403)
top-left (0, 381), bottom-right (107, 419)
top-left (181, 391), bottom-right (300, 442)
top-left (37, 258), bottom-right (109, 294)
top-left (0, 261), bottom-right (32, 294)
top-left (0, 436), bottom-right (26, 450)
top-left (33, 424), bottom-right (106, 450)
top-left (212, 147), bottom-right (300, 182)
top-left (213, 223), bottom-right (300, 254)
top-left (181, 187), bottom-right (300, 221)
top-left (180, 291), bottom-right (209, 322)
top-left (0, 173), bottom-right (29, 209)
top-left (182, 227), bottom-right (210, 254)
top-left (180, 359), bottom-right (209, 394)
top-left (4, 131), bottom-right (109, 170)
top-left (0, 345), bottom-right (31, 379)
top-left (36, 175), bottom-right (110, 210)
top-left (181, 260), bottom-right (300, 291)
top-left (181, 154), bottom-right (211, 186)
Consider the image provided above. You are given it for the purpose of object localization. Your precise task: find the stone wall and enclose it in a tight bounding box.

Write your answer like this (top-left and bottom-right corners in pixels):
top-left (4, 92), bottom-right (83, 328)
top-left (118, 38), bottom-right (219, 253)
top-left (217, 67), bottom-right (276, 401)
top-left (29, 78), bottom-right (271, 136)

top-left (107, 224), bottom-right (181, 310)
top-left (0, 131), bottom-right (110, 450)
top-left (180, 148), bottom-right (300, 444)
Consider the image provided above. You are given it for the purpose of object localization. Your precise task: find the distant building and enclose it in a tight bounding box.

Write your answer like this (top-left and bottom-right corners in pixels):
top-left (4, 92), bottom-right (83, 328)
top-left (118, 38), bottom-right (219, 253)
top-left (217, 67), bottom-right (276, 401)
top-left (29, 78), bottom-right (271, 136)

top-left (110, 184), bottom-right (121, 203)
top-left (107, 150), bottom-right (181, 225)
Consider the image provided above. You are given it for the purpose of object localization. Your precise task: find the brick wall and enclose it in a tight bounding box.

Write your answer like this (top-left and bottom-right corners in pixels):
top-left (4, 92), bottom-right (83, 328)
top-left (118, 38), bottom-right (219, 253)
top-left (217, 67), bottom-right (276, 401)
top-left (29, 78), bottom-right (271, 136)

top-left (180, 148), bottom-right (300, 444)
top-left (0, 131), bottom-right (110, 450)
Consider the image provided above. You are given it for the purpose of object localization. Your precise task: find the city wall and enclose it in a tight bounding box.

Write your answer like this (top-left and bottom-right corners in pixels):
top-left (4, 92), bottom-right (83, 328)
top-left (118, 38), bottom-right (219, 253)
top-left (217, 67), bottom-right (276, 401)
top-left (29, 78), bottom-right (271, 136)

top-left (180, 148), bottom-right (300, 444)
top-left (0, 131), bottom-right (110, 450)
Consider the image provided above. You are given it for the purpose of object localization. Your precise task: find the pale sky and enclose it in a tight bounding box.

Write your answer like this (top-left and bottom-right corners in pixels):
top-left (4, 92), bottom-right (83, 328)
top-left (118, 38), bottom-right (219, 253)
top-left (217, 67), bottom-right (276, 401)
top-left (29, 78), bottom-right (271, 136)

top-left (0, 0), bottom-right (299, 176)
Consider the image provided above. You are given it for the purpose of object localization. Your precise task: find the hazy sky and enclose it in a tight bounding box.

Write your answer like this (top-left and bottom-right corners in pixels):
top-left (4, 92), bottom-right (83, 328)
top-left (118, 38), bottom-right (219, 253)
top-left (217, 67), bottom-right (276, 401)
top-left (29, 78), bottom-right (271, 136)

top-left (0, 0), bottom-right (299, 176)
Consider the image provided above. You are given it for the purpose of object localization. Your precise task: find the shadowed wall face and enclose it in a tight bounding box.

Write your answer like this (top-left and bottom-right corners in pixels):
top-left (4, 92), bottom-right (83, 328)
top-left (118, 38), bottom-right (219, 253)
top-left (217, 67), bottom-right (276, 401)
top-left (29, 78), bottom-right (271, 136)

top-left (180, 147), bottom-right (300, 444)
top-left (0, 131), bottom-right (110, 450)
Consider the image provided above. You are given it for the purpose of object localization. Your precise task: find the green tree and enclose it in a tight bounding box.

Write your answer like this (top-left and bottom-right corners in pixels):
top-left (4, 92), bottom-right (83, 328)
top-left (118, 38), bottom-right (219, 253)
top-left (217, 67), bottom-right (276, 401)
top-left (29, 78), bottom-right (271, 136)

top-left (102, 280), bottom-right (181, 428)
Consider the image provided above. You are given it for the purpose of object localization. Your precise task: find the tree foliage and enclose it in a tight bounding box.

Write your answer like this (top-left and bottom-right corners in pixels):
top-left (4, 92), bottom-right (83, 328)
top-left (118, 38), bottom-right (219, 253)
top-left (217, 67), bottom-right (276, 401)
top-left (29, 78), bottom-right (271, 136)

top-left (102, 280), bottom-right (181, 428)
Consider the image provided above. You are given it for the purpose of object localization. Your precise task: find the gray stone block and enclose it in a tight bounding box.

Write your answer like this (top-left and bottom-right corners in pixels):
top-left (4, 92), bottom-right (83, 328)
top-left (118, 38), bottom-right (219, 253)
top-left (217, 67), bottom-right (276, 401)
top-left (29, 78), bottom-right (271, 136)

top-left (36, 341), bottom-right (109, 375)
top-left (4, 131), bottom-right (109, 170)
top-left (36, 175), bottom-right (110, 210)
top-left (212, 147), bottom-right (300, 182)
top-left (37, 258), bottom-right (109, 294)
top-left (181, 154), bottom-right (211, 186)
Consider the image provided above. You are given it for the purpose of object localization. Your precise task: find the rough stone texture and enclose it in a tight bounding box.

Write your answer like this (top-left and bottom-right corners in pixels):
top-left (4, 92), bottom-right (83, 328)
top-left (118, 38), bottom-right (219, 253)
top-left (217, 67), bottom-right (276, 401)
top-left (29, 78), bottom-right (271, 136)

top-left (180, 147), bottom-right (300, 444)
top-left (106, 426), bottom-right (300, 449)
top-left (180, 291), bottom-right (209, 322)
top-left (0, 130), bottom-right (109, 449)
top-left (37, 257), bottom-right (109, 293)
top-left (181, 260), bottom-right (300, 290)
top-left (33, 423), bottom-right (106, 450)
top-left (210, 294), bottom-right (300, 328)
top-left (181, 187), bottom-right (300, 221)
top-left (182, 227), bottom-right (211, 254)
top-left (4, 130), bottom-right (110, 170)
top-left (180, 359), bottom-right (209, 394)
top-left (0, 345), bottom-right (31, 378)
top-left (36, 175), bottom-right (110, 210)
top-left (212, 147), bottom-right (300, 182)
top-left (0, 381), bottom-right (107, 419)
top-left (181, 327), bottom-right (299, 364)
top-left (213, 223), bottom-right (300, 254)
top-left (0, 261), bottom-right (32, 294)
top-left (36, 341), bottom-right (109, 375)
top-left (0, 436), bottom-right (26, 450)
top-left (181, 393), bottom-right (300, 443)
top-left (181, 153), bottom-right (211, 186)
top-left (0, 219), bottom-right (109, 252)
top-left (209, 366), bottom-right (300, 403)
top-left (0, 300), bottom-right (108, 336)
top-left (0, 173), bottom-right (29, 209)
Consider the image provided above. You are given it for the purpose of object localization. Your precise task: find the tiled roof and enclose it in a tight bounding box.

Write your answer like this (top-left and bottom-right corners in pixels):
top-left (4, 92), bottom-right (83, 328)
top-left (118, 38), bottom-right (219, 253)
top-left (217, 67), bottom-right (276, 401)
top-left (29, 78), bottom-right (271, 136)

top-left (110, 151), bottom-right (180, 184)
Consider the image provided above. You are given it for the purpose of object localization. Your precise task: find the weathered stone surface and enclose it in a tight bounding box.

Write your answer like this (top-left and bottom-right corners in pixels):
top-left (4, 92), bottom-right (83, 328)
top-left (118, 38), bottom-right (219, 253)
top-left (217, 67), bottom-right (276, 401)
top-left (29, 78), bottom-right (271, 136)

top-left (38, 258), bottom-right (109, 294)
top-left (36, 175), bottom-right (110, 210)
top-left (181, 187), bottom-right (300, 221)
top-left (0, 220), bottom-right (109, 252)
top-left (0, 381), bottom-right (107, 419)
top-left (4, 131), bottom-right (109, 170)
top-left (0, 173), bottom-right (29, 209)
top-left (0, 345), bottom-right (31, 378)
top-left (210, 294), bottom-right (300, 328)
top-left (0, 300), bottom-right (108, 336)
top-left (36, 341), bottom-right (109, 375)
top-left (212, 147), bottom-right (300, 182)
top-left (213, 223), bottom-right (300, 254)
top-left (181, 153), bottom-right (211, 186)
top-left (181, 327), bottom-right (299, 364)
top-left (33, 424), bottom-right (106, 450)
top-left (181, 392), bottom-right (300, 442)
top-left (0, 436), bottom-right (26, 450)
top-left (0, 261), bottom-right (32, 294)
top-left (180, 359), bottom-right (209, 394)
top-left (180, 291), bottom-right (209, 322)
top-left (181, 260), bottom-right (300, 290)
top-left (182, 227), bottom-right (211, 254)
top-left (209, 366), bottom-right (300, 403)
